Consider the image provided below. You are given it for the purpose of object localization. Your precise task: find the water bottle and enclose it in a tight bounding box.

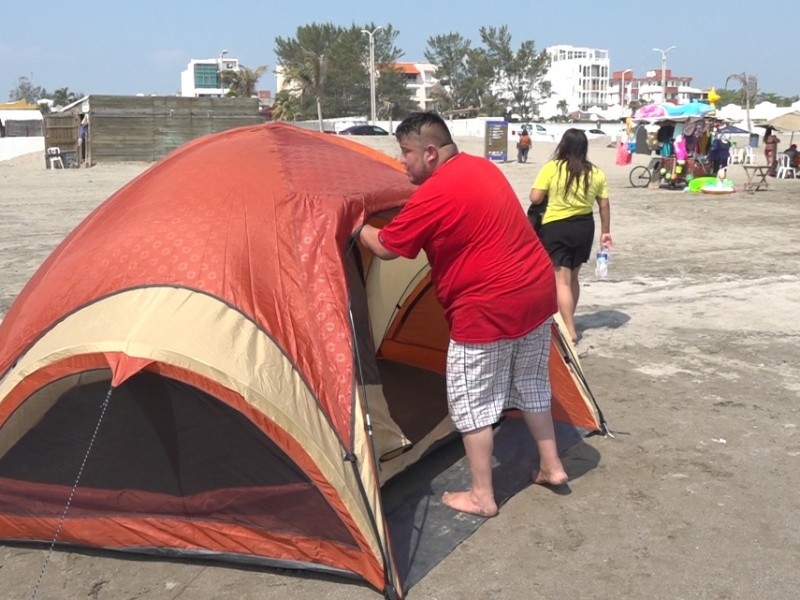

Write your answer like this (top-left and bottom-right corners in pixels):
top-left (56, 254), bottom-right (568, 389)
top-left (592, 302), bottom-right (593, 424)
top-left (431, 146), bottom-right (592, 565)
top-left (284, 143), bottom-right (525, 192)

top-left (595, 246), bottom-right (609, 280)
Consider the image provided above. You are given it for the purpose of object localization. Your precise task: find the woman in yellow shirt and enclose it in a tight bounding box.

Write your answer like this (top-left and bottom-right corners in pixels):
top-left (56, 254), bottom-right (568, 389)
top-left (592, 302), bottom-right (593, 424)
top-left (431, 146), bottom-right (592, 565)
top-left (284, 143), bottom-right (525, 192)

top-left (529, 128), bottom-right (612, 343)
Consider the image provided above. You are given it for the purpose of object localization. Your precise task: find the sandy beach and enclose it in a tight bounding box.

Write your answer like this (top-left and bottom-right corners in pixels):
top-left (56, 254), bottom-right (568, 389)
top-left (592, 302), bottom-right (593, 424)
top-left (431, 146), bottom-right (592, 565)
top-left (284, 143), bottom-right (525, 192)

top-left (1, 131), bottom-right (799, 600)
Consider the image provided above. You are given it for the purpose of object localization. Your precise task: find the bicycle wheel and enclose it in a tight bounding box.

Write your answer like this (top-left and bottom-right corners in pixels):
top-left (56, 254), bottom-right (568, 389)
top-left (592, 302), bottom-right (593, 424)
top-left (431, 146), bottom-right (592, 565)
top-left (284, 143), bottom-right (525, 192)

top-left (629, 166), bottom-right (651, 188)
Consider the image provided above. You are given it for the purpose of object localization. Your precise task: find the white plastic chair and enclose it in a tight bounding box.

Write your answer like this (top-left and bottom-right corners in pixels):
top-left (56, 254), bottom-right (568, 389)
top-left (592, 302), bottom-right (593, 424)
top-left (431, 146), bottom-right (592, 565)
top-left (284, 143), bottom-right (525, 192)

top-left (47, 147), bottom-right (64, 169)
top-left (742, 146), bottom-right (756, 165)
top-left (728, 147), bottom-right (744, 165)
top-left (776, 154), bottom-right (797, 179)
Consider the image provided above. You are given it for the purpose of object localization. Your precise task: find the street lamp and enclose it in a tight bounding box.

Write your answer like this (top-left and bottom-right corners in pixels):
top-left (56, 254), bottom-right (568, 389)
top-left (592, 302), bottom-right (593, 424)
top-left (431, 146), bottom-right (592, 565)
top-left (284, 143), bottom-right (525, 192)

top-left (218, 49), bottom-right (229, 96)
top-left (652, 46), bottom-right (676, 103)
top-left (620, 69), bottom-right (632, 107)
top-left (361, 26), bottom-right (383, 123)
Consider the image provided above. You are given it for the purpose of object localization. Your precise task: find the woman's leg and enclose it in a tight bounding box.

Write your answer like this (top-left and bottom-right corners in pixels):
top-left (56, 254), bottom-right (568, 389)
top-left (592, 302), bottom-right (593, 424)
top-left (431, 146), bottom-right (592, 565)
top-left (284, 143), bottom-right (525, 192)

top-left (571, 263), bottom-right (582, 315)
top-left (554, 265), bottom-right (578, 342)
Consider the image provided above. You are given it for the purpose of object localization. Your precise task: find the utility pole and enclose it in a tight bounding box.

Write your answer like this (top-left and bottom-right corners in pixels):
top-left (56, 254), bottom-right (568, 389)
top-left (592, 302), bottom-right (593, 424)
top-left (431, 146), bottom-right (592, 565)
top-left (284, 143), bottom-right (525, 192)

top-left (652, 46), bottom-right (676, 103)
top-left (361, 26), bottom-right (383, 123)
top-left (218, 49), bottom-right (229, 96)
top-left (621, 69), bottom-right (632, 107)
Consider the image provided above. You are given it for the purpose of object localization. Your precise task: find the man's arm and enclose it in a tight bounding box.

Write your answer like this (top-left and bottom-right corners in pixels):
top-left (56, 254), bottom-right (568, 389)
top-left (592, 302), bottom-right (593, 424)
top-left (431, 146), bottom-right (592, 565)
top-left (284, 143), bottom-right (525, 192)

top-left (359, 224), bottom-right (399, 260)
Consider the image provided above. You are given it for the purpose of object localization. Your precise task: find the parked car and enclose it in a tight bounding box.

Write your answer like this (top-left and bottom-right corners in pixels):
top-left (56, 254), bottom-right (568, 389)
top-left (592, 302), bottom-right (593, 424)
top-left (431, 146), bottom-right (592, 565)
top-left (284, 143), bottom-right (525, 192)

top-left (339, 125), bottom-right (390, 136)
top-left (514, 123), bottom-right (549, 136)
top-left (513, 123), bottom-right (554, 142)
top-left (585, 128), bottom-right (609, 139)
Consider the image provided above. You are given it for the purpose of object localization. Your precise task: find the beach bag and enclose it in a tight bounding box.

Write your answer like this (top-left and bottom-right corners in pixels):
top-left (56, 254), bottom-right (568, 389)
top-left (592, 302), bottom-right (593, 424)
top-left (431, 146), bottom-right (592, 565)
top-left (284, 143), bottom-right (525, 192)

top-left (527, 196), bottom-right (548, 235)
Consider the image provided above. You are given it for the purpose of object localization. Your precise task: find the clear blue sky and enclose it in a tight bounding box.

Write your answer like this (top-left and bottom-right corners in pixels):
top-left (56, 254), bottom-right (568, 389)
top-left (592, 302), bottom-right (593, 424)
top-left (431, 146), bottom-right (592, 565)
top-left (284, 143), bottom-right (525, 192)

top-left (2, 0), bottom-right (797, 100)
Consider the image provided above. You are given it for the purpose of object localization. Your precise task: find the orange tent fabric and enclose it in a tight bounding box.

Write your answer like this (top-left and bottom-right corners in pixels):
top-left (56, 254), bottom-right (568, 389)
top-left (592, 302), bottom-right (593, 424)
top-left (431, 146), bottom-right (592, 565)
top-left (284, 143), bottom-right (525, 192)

top-left (0, 123), bottom-right (605, 598)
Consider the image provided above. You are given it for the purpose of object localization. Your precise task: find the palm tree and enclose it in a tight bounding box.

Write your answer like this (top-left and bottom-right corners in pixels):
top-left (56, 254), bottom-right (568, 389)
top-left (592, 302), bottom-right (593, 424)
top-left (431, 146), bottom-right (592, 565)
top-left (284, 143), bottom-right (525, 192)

top-left (221, 65), bottom-right (267, 98)
top-left (280, 51), bottom-right (327, 131)
top-left (725, 72), bottom-right (758, 132)
top-left (271, 90), bottom-right (301, 121)
top-left (51, 87), bottom-right (83, 109)
top-left (557, 99), bottom-right (568, 118)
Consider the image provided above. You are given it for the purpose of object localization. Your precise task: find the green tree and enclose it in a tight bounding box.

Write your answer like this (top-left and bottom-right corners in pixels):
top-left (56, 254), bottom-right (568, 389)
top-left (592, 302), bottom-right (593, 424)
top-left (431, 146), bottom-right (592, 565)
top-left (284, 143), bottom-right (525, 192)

top-left (424, 33), bottom-right (484, 113)
top-left (51, 87), bottom-right (84, 108)
top-left (714, 88), bottom-right (741, 107)
top-left (758, 92), bottom-right (799, 107)
top-left (370, 25), bottom-right (420, 119)
top-left (424, 28), bottom-right (550, 118)
top-left (221, 65), bottom-right (267, 97)
top-left (8, 76), bottom-right (46, 104)
top-left (477, 26), bottom-right (551, 119)
top-left (275, 22), bottom-right (415, 125)
top-left (627, 99), bottom-right (644, 115)
top-left (276, 23), bottom-right (341, 130)
top-left (271, 90), bottom-right (303, 121)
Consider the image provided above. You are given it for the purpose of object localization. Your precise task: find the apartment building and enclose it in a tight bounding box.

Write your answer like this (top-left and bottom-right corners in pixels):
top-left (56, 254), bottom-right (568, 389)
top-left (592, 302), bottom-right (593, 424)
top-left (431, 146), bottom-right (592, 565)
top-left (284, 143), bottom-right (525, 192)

top-left (394, 62), bottom-right (438, 110)
top-left (544, 45), bottom-right (611, 113)
top-left (180, 55), bottom-right (240, 98)
top-left (610, 69), bottom-right (705, 105)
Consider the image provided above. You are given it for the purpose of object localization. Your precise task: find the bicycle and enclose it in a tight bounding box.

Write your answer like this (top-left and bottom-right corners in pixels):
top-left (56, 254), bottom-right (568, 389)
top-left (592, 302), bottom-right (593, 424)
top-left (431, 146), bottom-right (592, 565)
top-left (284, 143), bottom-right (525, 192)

top-left (629, 155), bottom-right (713, 190)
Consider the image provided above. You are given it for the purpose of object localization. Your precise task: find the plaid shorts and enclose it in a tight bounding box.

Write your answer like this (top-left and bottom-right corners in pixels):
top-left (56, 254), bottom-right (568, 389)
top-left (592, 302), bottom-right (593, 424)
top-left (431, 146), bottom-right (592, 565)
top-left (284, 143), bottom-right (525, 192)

top-left (446, 318), bottom-right (552, 433)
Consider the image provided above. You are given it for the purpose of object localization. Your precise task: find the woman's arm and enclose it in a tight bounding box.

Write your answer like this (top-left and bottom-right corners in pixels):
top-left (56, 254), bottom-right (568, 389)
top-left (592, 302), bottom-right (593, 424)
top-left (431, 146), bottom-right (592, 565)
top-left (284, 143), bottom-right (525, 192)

top-left (597, 197), bottom-right (612, 248)
top-left (529, 188), bottom-right (548, 204)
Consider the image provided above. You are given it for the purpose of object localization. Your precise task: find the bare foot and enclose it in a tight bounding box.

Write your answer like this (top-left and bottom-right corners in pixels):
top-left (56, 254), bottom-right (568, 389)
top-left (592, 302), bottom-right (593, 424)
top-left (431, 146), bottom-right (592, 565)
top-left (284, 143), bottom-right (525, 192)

top-left (442, 490), bottom-right (498, 518)
top-left (532, 468), bottom-right (569, 488)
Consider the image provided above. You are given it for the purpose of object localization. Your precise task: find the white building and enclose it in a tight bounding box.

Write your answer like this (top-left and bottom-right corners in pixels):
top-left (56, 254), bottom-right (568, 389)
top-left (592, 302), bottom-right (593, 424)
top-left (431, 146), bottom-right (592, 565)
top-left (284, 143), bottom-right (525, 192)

top-left (180, 55), bottom-right (240, 98)
top-left (542, 45), bottom-right (611, 115)
top-left (633, 69), bottom-right (704, 104)
top-left (394, 62), bottom-right (438, 110)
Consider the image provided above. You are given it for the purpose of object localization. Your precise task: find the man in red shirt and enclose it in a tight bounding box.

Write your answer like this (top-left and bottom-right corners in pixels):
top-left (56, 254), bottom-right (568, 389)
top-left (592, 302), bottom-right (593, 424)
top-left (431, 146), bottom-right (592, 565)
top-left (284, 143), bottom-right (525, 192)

top-left (359, 112), bottom-right (567, 517)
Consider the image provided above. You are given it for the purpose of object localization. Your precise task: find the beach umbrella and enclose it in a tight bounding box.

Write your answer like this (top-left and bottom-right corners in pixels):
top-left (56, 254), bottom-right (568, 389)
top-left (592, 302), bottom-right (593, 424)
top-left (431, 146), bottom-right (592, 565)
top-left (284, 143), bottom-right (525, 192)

top-left (766, 110), bottom-right (800, 144)
top-left (718, 123), bottom-right (750, 134)
top-left (766, 110), bottom-right (800, 132)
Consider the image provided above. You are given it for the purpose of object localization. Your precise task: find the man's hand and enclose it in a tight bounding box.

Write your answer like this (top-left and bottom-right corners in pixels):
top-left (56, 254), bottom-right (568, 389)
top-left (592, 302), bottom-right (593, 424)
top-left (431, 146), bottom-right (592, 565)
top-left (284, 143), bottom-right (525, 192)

top-left (359, 224), bottom-right (399, 260)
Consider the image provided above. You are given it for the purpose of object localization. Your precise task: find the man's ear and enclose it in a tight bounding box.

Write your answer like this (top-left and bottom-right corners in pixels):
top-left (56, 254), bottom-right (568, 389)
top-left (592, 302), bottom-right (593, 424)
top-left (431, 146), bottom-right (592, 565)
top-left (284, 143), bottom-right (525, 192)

top-left (423, 144), bottom-right (438, 165)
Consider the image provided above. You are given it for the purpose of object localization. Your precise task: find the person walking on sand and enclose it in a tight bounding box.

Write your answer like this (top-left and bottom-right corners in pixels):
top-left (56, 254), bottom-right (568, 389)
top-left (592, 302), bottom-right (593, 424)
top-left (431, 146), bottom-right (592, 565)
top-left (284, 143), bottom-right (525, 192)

top-left (529, 128), bottom-right (612, 344)
top-left (517, 128), bottom-right (532, 163)
top-left (764, 126), bottom-right (780, 175)
top-left (359, 112), bottom-right (568, 518)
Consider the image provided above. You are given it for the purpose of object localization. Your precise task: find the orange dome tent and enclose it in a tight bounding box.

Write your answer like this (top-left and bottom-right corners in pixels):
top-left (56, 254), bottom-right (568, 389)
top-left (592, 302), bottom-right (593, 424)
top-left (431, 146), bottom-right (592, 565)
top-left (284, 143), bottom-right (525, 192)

top-left (0, 123), bottom-right (606, 598)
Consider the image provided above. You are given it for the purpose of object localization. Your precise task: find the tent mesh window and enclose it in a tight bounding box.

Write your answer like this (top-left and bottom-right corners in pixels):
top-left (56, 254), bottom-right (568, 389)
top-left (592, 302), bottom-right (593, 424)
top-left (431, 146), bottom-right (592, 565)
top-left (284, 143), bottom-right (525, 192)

top-left (0, 371), bottom-right (356, 547)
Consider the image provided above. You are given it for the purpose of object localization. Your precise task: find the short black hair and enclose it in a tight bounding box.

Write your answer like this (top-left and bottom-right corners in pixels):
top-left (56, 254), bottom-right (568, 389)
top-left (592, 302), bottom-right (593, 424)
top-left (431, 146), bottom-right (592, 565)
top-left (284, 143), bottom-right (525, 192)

top-left (395, 111), bottom-right (453, 146)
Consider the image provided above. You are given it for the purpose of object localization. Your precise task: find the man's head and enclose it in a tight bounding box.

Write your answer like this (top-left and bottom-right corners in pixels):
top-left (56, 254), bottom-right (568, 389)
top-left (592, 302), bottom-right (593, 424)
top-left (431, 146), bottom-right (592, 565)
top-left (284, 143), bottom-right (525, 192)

top-left (394, 112), bottom-right (458, 185)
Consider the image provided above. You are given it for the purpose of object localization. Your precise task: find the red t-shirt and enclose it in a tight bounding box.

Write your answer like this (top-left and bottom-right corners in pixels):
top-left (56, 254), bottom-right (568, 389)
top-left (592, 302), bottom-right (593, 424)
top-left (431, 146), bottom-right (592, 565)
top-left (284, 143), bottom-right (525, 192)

top-left (379, 153), bottom-right (556, 343)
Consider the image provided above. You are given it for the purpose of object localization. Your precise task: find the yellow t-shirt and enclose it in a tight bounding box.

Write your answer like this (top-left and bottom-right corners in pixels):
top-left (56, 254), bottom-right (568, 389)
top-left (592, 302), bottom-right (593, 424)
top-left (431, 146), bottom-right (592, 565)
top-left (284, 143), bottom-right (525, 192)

top-left (532, 160), bottom-right (609, 225)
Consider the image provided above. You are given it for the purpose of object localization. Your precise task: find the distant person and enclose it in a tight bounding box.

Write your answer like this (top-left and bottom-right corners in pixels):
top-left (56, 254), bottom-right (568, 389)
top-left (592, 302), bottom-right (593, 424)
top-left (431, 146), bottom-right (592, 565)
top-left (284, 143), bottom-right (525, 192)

top-left (763, 126), bottom-right (780, 175)
top-left (360, 111), bottom-right (568, 518)
top-left (78, 115), bottom-right (89, 166)
top-left (709, 133), bottom-right (731, 174)
top-left (529, 128), bottom-right (612, 344)
top-left (615, 129), bottom-right (631, 166)
top-left (783, 143), bottom-right (799, 169)
top-left (517, 128), bottom-right (532, 163)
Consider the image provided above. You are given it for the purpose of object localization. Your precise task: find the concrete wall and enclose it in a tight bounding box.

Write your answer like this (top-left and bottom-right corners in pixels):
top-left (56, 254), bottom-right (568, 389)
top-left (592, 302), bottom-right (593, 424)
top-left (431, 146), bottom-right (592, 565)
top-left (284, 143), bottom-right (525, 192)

top-left (0, 137), bottom-right (45, 162)
top-left (287, 117), bottom-right (625, 142)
